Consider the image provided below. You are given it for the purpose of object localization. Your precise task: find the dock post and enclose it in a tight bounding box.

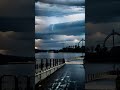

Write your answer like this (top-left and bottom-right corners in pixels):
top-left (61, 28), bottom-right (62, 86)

top-left (15, 76), bottom-right (18, 90)
top-left (50, 59), bottom-right (51, 68)
top-left (27, 76), bottom-right (30, 90)
top-left (41, 59), bottom-right (43, 71)
top-left (0, 76), bottom-right (2, 90)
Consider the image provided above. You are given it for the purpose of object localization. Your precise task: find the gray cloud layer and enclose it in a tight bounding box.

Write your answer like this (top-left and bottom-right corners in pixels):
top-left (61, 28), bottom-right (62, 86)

top-left (0, 31), bottom-right (34, 57)
top-left (35, 0), bottom-right (85, 6)
top-left (0, 0), bottom-right (34, 57)
top-left (35, 21), bottom-right (85, 38)
top-left (35, 1), bottom-right (84, 16)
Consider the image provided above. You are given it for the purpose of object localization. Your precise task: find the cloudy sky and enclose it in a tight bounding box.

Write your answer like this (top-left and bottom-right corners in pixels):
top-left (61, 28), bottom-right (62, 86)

top-left (35, 0), bottom-right (85, 50)
top-left (0, 0), bottom-right (34, 57)
top-left (86, 0), bottom-right (120, 48)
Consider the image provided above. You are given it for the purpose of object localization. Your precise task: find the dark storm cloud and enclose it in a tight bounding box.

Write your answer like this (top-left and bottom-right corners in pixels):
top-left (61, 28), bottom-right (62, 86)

top-left (0, 0), bottom-right (34, 17)
top-left (35, 0), bottom-right (85, 6)
top-left (0, 0), bottom-right (34, 57)
top-left (86, 0), bottom-right (120, 23)
top-left (86, 22), bottom-right (120, 47)
top-left (0, 0), bottom-right (34, 31)
top-left (49, 21), bottom-right (85, 35)
top-left (0, 18), bottom-right (34, 32)
top-left (35, 1), bottom-right (84, 17)
top-left (86, 0), bottom-right (120, 48)
top-left (0, 31), bottom-right (34, 57)
top-left (35, 21), bottom-right (85, 39)
top-left (35, 9), bottom-right (81, 17)
top-left (0, 17), bottom-right (34, 56)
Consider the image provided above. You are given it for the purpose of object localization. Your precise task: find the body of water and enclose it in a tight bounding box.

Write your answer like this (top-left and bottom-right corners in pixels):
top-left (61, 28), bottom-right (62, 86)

top-left (35, 52), bottom-right (84, 60)
top-left (0, 53), bottom-right (83, 77)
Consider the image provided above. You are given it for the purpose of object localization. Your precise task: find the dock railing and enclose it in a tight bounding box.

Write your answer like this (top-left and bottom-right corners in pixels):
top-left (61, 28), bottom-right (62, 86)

top-left (85, 72), bottom-right (109, 82)
top-left (0, 75), bottom-right (34, 90)
top-left (35, 58), bottom-right (65, 84)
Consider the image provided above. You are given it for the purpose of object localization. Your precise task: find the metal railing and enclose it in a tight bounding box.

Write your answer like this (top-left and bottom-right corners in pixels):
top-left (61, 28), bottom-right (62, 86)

top-left (35, 58), bottom-right (65, 73)
top-left (35, 58), bottom-right (65, 85)
top-left (0, 75), bottom-right (34, 90)
top-left (85, 72), bottom-right (109, 82)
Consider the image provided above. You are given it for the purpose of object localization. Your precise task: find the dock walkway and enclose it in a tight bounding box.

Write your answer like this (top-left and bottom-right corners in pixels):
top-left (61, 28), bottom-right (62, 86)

top-left (36, 59), bottom-right (85, 90)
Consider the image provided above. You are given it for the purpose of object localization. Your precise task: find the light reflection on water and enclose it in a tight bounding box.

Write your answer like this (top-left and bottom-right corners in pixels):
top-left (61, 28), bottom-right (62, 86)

top-left (35, 52), bottom-right (84, 60)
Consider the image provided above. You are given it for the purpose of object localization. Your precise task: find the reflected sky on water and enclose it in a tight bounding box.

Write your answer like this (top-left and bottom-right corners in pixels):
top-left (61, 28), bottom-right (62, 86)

top-left (35, 52), bottom-right (84, 59)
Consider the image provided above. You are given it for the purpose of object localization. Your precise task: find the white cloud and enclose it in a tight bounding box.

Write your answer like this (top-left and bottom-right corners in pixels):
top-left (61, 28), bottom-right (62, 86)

top-left (63, 13), bottom-right (85, 22)
top-left (35, 35), bottom-right (85, 49)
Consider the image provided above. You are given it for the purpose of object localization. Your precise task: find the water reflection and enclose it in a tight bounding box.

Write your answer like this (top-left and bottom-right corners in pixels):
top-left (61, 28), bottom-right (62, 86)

top-left (35, 52), bottom-right (84, 60)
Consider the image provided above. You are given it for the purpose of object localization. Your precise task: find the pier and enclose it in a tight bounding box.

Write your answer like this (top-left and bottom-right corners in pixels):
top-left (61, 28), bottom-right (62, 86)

top-left (85, 73), bottom-right (117, 90)
top-left (0, 75), bottom-right (34, 90)
top-left (0, 63), bottom-right (34, 90)
top-left (35, 58), bottom-right (65, 84)
top-left (35, 57), bottom-right (85, 90)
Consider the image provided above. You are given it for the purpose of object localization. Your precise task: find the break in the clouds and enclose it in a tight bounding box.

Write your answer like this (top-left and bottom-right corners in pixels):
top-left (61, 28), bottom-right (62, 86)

top-left (35, 0), bottom-right (85, 50)
top-left (86, 0), bottom-right (120, 48)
